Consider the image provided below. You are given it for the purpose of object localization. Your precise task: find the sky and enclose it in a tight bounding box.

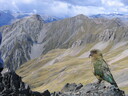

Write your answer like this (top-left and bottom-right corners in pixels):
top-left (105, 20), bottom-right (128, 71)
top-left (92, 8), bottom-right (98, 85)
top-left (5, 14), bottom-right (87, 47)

top-left (0, 0), bottom-right (128, 17)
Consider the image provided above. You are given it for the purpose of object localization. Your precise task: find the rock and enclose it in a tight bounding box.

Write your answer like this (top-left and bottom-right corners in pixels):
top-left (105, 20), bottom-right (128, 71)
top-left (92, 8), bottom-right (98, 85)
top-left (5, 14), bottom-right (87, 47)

top-left (0, 71), bottom-right (51, 96)
top-left (52, 82), bottom-right (125, 96)
top-left (61, 83), bottom-right (83, 92)
top-left (0, 71), bottom-right (126, 96)
top-left (75, 83), bottom-right (83, 91)
top-left (41, 90), bottom-right (51, 96)
top-left (61, 83), bottom-right (77, 92)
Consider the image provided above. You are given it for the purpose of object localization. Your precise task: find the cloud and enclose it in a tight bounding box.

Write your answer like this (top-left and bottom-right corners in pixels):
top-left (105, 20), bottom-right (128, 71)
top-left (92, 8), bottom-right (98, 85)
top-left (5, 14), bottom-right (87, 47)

top-left (101, 0), bottom-right (124, 7)
top-left (100, 0), bottom-right (128, 14)
top-left (0, 0), bottom-right (128, 17)
top-left (33, 9), bottom-right (37, 13)
top-left (118, 7), bottom-right (128, 12)
top-left (55, 0), bottom-right (102, 6)
top-left (121, 0), bottom-right (128, 5)
top-left (20, 0), bottom-right (34, 4)
top-left (66, 5), bottom-right (105, 16)
top-left (12, 0), bottom-right (34, 4)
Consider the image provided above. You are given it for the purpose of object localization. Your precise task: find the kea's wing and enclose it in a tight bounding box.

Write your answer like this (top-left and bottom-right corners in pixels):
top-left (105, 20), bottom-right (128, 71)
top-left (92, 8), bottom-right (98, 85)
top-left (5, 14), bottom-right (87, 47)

top-left (102, 59), bottom-right (116, 83)
top-left (102, 59), bottom-right (111, 73)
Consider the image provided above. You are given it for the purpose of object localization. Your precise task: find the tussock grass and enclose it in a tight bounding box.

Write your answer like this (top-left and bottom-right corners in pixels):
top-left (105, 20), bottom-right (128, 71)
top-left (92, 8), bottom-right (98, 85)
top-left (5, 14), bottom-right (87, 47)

top-left (16, 43), bottom-right (128, 93)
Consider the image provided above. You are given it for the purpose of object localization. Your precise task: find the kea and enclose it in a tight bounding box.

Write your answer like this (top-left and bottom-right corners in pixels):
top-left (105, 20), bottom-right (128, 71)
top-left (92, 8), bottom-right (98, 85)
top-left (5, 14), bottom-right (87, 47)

top-left (89, 49), bottom-right (118, 88)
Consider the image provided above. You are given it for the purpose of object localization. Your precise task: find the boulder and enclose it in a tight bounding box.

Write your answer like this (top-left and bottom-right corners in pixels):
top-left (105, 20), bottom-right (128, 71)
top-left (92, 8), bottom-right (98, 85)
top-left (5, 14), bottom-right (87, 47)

top-left (0, 71), bottom-right (50, 96)
top-left (52, 82), bottom-right (125, 96)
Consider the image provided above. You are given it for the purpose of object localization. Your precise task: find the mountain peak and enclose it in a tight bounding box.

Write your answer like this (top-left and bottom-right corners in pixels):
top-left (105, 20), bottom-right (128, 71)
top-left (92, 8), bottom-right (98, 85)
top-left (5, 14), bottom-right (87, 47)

top-left (20, 14), bottom-right (44, 23)
top-left (71, 14), bottom-right (89, 21)
top-left (30, 14), bottom-right (44, 22)
top-left (110, 17), bottom-right (124, 26)
top-left (75, 14), bottom-right (88, 19)
top-left (11, 14), bottom-right (44, 26)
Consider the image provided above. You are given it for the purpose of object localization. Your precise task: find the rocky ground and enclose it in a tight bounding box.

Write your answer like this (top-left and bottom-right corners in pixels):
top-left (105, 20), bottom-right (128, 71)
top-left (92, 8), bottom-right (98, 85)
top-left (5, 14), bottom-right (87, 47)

top-left (0, 71), bottom-right (126, 96)
top-left (0, 71), bottom-right (50, 96)
top-left (52, 83), bottom-right (125, 96)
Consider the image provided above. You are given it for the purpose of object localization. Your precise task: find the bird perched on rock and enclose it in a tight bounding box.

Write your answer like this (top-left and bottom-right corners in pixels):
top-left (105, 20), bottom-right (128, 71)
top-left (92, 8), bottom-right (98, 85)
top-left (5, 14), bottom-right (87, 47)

top-left (89, 49), bottom-right (118, 88)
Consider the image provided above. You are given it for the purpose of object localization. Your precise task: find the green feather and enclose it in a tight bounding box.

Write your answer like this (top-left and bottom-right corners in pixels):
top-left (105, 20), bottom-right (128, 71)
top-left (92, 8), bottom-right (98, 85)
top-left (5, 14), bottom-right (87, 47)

top-left (93, 59), bottom-right (117, 84)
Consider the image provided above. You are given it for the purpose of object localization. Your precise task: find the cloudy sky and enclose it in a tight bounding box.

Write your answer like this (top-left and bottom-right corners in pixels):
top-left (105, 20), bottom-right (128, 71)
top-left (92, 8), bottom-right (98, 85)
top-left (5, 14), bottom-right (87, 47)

top-left (0, 0), bottom-right (128, 17)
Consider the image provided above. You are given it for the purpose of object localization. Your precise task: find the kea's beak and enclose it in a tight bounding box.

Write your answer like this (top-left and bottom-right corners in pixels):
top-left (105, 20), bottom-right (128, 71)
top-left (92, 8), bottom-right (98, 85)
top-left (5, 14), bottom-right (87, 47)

top-left (89, 53), bottom-right (92, 58)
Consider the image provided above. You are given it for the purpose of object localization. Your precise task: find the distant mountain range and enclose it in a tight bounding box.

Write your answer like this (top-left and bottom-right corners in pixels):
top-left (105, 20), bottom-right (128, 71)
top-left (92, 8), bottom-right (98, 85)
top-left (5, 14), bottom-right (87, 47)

top-left (90, 13), bottom-right (128, 21)
top-left (90, 13), bottom-right (125, 18)
top-left (0, 10), bottom-right (14, 26)
top-left (1, 10), bottom-right (128, 27)
top-left (0, 10), bottom-right (61, 27)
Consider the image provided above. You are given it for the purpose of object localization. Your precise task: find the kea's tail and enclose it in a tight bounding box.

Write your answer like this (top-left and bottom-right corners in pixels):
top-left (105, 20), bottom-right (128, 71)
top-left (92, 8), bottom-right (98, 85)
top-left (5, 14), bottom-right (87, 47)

top-left (103, 71), bottom-right (118, 88)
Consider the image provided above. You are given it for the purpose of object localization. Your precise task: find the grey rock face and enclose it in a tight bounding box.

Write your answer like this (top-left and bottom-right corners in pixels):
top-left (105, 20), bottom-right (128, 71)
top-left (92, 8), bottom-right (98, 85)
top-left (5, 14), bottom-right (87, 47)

top-left (0, 15), bottom-right (43, 70)
top-left (52, 83), bottom-right (125, 96)
top-left (0, 71), bottom-right (51, 96)
top-left (1, 14), bottom-right (128, 71)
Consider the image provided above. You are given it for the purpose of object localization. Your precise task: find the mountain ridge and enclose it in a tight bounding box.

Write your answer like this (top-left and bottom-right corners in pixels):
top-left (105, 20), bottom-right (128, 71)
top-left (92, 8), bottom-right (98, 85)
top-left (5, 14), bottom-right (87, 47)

top-left (0, 14), bottom-right (128, 93)
top-left (0, 10), bottom-right (61, 27)
top-left (1, 14), bottom-right (128, 69)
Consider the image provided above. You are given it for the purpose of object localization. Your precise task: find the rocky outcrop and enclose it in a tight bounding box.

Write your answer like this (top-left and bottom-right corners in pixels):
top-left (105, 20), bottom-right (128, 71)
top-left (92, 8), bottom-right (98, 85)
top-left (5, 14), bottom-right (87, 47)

top-left (0, 71), bottom-right (50, 96)
top-left (0, 14), bottom-right (44, 70)
top-left (0, 71), bottom-right (126, 96)
top-left (52, 83), bottom-right (125, 96)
